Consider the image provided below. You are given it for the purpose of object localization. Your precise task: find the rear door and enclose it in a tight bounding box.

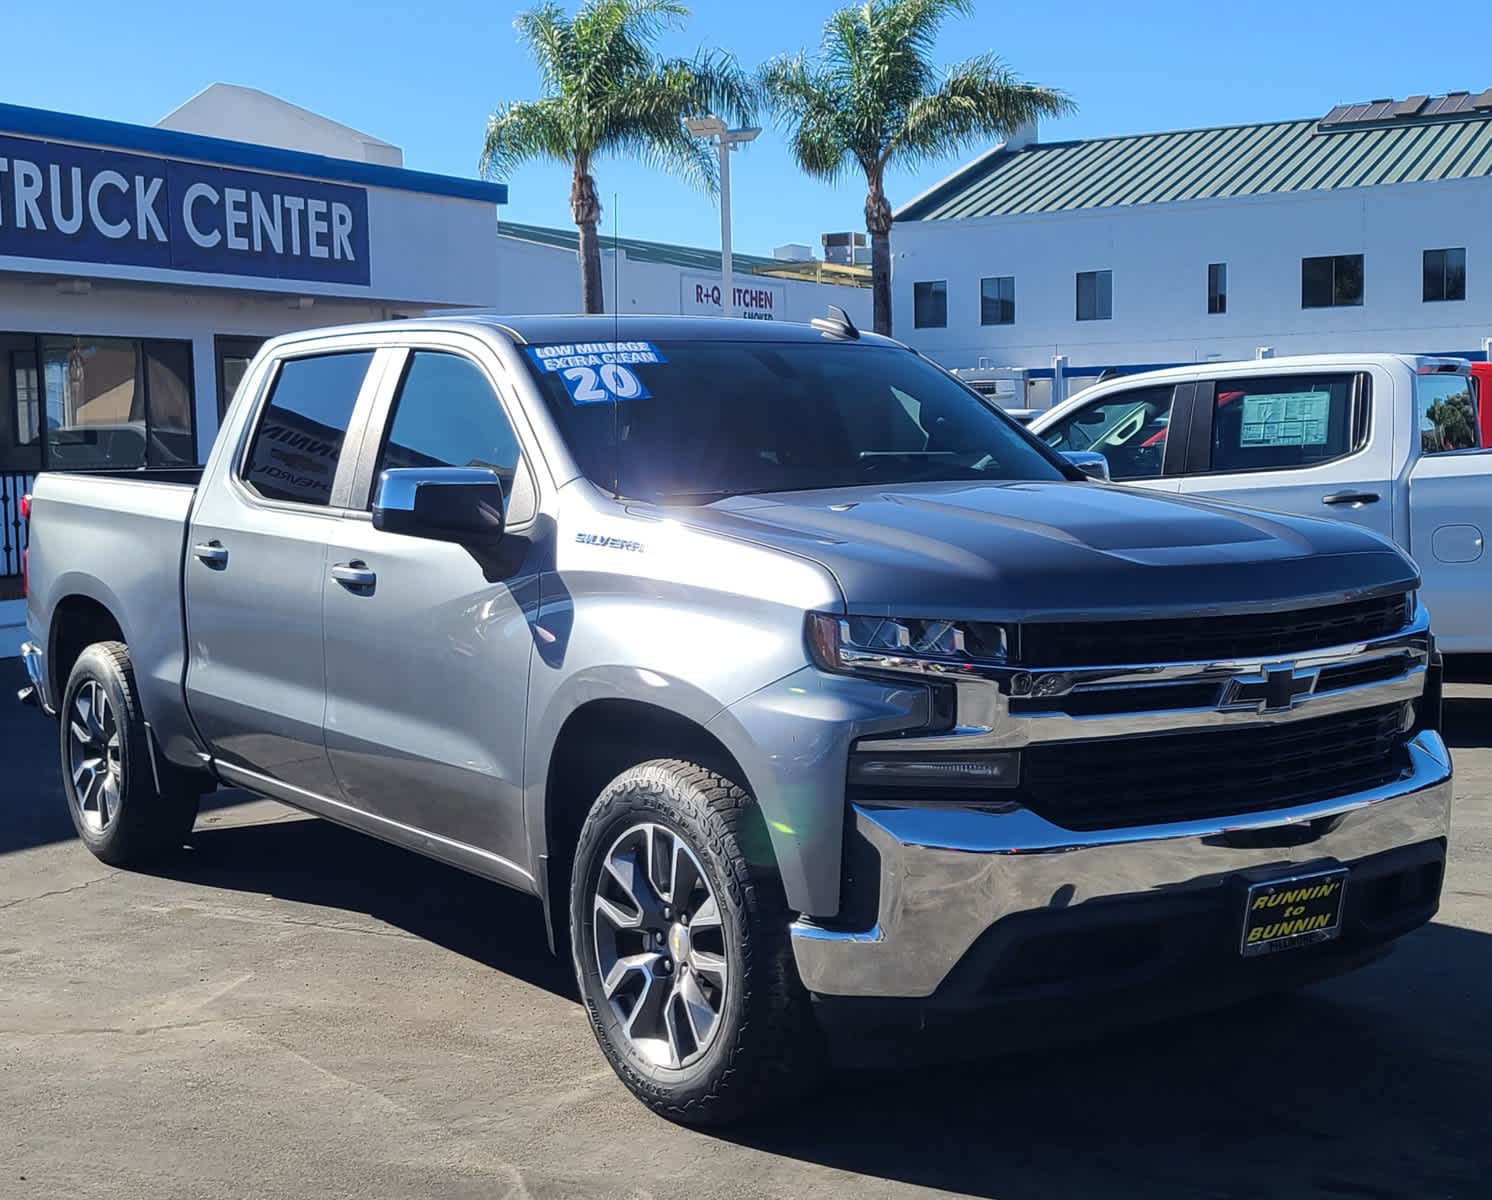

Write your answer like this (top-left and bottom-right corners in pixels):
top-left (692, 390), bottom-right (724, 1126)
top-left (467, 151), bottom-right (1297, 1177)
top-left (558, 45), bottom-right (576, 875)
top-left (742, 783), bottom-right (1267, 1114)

top-left (320, 341), bottom-right (545, 872)
top-left (1176, 367), bottom-right (1395, 539)
top-left (1409, 371), bottom-right (1491, 652)
top-left (184, 347), bottom-right (391, 797)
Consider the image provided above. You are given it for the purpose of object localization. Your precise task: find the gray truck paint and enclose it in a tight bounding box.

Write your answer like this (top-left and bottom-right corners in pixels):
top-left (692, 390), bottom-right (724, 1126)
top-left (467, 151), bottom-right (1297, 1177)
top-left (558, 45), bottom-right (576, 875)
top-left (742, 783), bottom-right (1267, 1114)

top-left (22, 314), bottom-right (1445, 947)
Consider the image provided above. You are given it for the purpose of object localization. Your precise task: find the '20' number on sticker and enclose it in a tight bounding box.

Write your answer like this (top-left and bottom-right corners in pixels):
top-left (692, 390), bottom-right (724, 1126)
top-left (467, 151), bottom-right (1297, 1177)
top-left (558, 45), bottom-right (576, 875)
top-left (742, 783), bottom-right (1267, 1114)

top-left (563, 363), bottom-right (647, 403)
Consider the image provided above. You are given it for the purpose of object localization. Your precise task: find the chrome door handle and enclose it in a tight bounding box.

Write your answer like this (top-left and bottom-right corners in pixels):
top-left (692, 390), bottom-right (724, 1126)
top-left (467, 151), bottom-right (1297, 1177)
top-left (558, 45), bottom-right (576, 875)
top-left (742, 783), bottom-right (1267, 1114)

top-left (1322, 490), bottom-right (1380, 506)
top-left (193, 541), bottom-right (229, 568)
top-left (331, 562), bottom-right (377, 591)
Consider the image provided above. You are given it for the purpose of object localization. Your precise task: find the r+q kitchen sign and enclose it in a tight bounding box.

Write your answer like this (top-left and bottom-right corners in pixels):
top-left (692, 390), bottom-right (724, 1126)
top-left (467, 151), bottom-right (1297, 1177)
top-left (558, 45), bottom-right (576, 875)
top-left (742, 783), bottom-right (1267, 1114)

top-left (0, 133), bottom-right (370, 286)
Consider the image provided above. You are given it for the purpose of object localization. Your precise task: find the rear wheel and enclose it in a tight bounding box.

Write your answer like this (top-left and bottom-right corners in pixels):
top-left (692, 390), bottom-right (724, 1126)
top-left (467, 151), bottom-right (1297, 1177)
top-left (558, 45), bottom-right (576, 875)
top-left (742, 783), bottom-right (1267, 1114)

top-left (61, 642), bottom-right (200, 867)
top-left (570, 759), bottom-right (821, 1126)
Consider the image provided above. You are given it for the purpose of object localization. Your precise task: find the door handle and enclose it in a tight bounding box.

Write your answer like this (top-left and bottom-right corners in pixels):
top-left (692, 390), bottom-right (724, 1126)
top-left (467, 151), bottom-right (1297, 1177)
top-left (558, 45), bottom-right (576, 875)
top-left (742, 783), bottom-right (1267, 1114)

top-left (331, 561), bottom-right (377, 591)
top-left (193, 541), bottom-right (229, 568)
top-left (1322, 490), bottom-right (1380, 506)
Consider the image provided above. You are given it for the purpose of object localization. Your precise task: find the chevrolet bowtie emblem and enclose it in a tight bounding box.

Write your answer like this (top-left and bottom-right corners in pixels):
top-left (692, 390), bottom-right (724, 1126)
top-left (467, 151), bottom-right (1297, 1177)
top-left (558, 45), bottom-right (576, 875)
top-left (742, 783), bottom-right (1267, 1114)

top-left (1264, 665), bottom-right (1296, 712)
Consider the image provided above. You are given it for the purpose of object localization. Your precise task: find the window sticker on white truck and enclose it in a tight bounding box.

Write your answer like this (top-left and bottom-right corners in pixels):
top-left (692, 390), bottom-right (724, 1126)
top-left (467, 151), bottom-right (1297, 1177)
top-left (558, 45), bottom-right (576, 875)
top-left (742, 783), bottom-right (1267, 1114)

top-left (1239, 391), bottom-right (1331, 448)
top-left (528, 342), bottom-right (666, 406)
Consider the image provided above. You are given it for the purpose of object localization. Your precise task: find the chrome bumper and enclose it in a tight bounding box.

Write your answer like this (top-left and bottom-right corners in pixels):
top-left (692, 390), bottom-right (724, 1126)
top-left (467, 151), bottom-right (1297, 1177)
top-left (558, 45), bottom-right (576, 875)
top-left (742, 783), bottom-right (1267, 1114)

top-left (19, 640), bottom-right (52, 714)
top-left (791, 730), bottom-right (1452, 999)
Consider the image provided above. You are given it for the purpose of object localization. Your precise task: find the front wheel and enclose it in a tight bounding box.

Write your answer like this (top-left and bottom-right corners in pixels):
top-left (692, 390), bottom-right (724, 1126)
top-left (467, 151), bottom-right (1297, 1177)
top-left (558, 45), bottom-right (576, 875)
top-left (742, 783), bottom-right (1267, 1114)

top-left (570, 759), bottom-right (821, 1126)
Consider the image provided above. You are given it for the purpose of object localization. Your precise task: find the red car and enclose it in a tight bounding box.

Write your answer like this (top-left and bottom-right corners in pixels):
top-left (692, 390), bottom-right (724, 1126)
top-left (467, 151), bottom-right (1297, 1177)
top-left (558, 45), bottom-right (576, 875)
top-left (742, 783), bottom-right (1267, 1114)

top-left (1473, 362), bottom-right (1492, 447)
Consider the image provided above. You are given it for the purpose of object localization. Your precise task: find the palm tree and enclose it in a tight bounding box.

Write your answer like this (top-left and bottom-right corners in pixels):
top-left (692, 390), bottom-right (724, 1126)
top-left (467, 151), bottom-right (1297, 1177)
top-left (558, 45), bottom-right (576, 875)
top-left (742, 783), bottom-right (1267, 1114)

top-left (481, 0), bottom-right (754, 314)
top-left (762, 0), bottom-right (1073, 336)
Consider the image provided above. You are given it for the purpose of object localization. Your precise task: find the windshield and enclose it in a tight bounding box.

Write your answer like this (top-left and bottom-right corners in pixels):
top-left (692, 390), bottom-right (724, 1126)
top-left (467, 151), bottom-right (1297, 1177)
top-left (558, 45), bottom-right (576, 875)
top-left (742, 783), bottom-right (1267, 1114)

top-left (524, 339), bottom-right (1068, 502)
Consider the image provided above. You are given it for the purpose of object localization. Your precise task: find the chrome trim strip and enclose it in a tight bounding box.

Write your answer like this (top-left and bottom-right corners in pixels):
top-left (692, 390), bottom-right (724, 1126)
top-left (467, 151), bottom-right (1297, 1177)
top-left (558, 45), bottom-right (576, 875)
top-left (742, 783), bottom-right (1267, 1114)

top-left (20, 640), bottom-right (53, 716)
top-left (858, 610), bottom-right (1430, 751)
top-left (792, 730), bottom-right (1452, 998)
top-left (216, 762), bottom-right (536, 891)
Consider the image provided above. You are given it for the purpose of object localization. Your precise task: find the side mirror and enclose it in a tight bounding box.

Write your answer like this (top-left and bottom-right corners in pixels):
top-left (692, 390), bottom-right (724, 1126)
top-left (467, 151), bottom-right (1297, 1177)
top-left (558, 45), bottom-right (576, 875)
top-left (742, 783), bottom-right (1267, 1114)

top-left (373, 467), bottom-right (506, 546)
top-left (1062, 450), bottom-right (1111, 482)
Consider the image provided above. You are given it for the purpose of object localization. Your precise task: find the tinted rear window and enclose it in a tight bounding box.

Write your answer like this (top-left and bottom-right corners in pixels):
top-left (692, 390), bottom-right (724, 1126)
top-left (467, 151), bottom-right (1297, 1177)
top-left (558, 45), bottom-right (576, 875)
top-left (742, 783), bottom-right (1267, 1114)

top-left (243, 351), bottom-right (373, 505)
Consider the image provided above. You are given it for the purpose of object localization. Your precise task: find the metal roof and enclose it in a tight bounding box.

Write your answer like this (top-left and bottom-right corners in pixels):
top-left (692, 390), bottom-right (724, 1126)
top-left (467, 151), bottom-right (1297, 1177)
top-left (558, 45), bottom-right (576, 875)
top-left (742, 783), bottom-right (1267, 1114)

top-left (897, 104), bottom-right (1492, 222)
top-left (499, 220), bottom-right (781, 273)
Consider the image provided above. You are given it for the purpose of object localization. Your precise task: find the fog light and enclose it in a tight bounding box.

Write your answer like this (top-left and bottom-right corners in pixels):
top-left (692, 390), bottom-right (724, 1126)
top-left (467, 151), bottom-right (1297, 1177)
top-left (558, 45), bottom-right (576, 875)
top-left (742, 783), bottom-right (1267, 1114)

top-left (849, 751), bottom-right (1020, 789)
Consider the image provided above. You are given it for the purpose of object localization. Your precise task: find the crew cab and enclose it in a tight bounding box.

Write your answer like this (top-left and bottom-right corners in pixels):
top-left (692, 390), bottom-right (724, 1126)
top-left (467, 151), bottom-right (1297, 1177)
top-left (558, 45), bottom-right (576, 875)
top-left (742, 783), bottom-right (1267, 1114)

top-left (19, 317), bottom-right (1452, 1125)
top-left (1032, 354), bottom-right (1490, 652)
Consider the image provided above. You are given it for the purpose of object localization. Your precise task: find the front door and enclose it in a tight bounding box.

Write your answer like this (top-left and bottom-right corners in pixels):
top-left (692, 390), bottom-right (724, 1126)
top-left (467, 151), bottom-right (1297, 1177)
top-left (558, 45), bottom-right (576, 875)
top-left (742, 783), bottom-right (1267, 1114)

top-left (184, 348), bottom-right (383, 797)
top-left (321, 347), bottom-right (544, 868)
top-left (1036, 382), bottom-right (1188, 495)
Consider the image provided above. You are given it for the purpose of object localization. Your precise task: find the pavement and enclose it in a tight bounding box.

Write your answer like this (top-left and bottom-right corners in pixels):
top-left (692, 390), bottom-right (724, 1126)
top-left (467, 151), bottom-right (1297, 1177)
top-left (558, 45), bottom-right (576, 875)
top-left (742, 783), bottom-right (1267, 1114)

top-left (2, 658), bottom-right (1490, 1200)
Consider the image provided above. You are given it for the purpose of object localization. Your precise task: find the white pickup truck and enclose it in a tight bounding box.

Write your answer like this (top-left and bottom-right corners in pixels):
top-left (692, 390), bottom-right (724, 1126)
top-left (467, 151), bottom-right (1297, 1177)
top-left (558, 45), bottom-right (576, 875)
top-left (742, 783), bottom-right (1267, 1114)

top-left (1030, 354), bottom-right (1489, 653)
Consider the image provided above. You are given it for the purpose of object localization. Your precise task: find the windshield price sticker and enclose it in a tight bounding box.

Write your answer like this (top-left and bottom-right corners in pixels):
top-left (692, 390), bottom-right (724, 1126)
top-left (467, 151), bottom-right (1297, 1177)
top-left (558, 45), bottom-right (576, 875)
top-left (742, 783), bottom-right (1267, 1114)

top-left (1239, 391), bottom-right (1332, 448)
top-left (529, 341), bottom-right (665, 406)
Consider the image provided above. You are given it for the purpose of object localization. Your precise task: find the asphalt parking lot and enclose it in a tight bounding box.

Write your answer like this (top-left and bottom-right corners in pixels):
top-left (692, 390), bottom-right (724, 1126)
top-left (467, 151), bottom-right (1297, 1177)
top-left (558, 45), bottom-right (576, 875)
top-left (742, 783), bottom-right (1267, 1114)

top-left (3, 659), bottom-right (1490, 1200)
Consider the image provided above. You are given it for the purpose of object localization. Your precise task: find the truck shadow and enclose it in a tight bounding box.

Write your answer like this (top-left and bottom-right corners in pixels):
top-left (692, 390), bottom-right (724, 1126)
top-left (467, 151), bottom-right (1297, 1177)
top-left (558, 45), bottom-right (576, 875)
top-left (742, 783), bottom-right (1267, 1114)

top-left (162, 812), bottom-right (577, 1002)
top-left (723, 920), bottom-right (1492, 1198)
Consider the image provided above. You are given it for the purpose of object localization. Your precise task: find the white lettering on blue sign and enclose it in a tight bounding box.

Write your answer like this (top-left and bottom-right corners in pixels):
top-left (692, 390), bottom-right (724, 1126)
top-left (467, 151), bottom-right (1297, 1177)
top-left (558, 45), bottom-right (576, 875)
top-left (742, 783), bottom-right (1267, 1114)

top-left (529, 342), bottom-right (664, 404)
top-left (0, 132), bottom-right (370, 285)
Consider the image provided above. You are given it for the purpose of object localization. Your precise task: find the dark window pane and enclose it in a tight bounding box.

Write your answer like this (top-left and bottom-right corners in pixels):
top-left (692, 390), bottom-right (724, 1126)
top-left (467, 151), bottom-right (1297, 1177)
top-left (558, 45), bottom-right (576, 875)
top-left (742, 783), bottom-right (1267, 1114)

top-left (1302, 256), bottom-right (1333, 307)
top-left (525, 340), bottom-right (1066, 501)
top-left (980, 276), bottom-right (1015, 325)
top-left (1077, 270), bottom-right (1112, 321)
top-left (145, 341), bottom-right (195, 466)
top-left (914, 281), bottom-right (947, 328)
top-left (243, 351), bottom-right (373, 505)
top-left (1446, 248), bottom-right (1466, 300)
top-left (42, 336), bottom-right (145, 469)
top-left (377, 352), bottom-right (521, 497)
top-left (1334, 255), bottom-right (1364, 305)
top-left (1, 335), bottom-right (43, 472)
top-left (1423, 249), bottom-right (1445, 302)
top-left (1040, 385), bottom-right (1174, 480)
top-left (1207, 373), bottom-right (1361, 472)
top-left (1208, 263), bottom-right (1227, 314)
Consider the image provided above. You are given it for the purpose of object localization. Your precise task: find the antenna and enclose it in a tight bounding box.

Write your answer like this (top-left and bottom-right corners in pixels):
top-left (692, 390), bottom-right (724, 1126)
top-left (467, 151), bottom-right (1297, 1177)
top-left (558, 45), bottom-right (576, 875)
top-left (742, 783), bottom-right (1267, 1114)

top-left (612, 191), bottom-right (621, 497)
top-left (811, 305), bottom-right (860, 340)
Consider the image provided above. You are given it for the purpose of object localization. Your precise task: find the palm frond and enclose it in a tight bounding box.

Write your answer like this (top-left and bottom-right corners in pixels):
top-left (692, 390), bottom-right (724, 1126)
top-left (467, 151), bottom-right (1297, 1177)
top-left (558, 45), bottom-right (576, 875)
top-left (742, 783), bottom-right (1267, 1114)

top-left (479, 98), bottom-right (573, 179)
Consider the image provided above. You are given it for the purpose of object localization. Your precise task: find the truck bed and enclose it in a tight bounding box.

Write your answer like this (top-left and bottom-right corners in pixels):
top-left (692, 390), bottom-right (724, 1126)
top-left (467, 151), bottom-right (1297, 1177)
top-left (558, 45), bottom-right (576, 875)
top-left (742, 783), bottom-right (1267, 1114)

top-left (25, 470), bottom-right (199, 762)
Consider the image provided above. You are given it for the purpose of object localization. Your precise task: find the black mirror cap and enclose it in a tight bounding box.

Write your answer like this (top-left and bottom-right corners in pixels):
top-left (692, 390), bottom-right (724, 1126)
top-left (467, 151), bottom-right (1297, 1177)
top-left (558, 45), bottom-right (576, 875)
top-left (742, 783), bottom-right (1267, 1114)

top-left (373, 468), bottom-right (506, 547)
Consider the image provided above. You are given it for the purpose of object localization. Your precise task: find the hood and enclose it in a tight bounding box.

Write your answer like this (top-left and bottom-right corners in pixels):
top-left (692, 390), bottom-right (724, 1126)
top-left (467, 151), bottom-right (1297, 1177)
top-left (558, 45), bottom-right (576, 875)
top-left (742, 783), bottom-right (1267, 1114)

top-left (661, 481), bottom-right (1417, 621)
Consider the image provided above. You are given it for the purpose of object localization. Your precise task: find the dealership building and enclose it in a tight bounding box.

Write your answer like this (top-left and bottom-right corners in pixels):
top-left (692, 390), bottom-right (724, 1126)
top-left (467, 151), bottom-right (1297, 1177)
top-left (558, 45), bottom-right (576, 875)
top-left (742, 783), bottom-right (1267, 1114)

top-left (894, 91), bottom-right (1492, 407)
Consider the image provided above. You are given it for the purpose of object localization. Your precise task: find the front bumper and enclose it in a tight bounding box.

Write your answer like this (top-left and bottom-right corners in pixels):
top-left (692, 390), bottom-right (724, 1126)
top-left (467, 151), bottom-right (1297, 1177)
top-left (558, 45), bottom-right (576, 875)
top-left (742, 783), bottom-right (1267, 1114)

top-left (19, 640), bottom-right (52, 715)
top-left (791, 729), bottom-right (1452, 1001)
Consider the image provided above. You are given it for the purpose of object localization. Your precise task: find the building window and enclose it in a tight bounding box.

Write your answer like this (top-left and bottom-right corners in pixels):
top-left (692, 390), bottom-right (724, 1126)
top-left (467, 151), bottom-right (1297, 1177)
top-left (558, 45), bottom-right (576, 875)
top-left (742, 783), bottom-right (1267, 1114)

top-left (1208, 263), bottom-right (1227, 314)
top-left (1302, 254), bottom-right (1364, 308)
top-left (1423, 248), bottom-right (1466, 303)
top-left (913, 281), bottom-right (948, 329)
top-left (1076, 270), bottom-right (1112, 321)
top-left (980, 276), bottom-right (1015, 326)
top-left (1, 332), bottom-right (196, 473)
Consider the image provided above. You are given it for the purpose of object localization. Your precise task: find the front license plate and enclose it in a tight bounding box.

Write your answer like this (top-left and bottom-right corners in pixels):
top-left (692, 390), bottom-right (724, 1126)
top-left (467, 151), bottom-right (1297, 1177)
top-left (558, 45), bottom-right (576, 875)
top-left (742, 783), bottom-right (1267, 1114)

top-left (1240, 868), bottom-right (1348, 957)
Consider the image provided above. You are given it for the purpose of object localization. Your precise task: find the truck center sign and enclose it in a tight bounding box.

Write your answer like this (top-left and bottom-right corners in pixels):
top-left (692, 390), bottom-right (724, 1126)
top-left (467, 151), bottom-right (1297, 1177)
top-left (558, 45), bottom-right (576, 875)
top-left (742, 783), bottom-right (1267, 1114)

top-left (0, 132), bottom-right (370, 286)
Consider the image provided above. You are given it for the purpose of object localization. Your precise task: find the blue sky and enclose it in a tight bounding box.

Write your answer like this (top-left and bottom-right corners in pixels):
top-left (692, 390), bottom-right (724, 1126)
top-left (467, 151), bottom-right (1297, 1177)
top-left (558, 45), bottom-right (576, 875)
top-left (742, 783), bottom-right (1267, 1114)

top-left (3, 0), bottom-right (1487, 255)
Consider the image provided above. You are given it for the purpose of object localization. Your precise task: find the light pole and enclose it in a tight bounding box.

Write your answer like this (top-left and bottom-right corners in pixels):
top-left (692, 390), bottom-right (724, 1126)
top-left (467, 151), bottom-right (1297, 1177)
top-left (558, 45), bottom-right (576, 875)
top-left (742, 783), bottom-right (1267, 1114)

top-left (686, 116), bottom-right (760, 318)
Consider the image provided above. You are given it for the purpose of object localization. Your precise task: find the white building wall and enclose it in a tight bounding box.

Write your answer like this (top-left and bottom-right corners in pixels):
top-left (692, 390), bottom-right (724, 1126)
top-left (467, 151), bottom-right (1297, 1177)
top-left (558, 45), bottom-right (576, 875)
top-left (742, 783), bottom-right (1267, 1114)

top-left (893, 176), bottom-right (1492, 373)
top-left (495, 236), bottom-right (873, 326)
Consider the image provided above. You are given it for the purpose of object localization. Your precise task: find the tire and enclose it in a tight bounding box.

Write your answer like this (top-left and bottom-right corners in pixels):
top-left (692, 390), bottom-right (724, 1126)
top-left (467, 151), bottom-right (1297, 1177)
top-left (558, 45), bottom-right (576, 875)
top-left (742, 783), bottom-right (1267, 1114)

top-left (570, 759), bottom-right (821, 1126)
top-left (59, 641), bottom-right (200, 868)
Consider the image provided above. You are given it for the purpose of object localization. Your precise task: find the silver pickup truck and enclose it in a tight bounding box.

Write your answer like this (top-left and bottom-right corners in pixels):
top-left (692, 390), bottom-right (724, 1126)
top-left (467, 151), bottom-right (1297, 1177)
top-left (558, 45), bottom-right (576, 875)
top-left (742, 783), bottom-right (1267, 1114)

top-left (19, 314), bottom-right (1451, 1126)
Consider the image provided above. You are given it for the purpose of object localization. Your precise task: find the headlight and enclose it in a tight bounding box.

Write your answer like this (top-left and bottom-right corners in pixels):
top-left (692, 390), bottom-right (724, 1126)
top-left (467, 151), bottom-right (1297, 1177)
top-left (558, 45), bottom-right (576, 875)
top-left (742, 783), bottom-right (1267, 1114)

top-left (806, 612), bottom-right (1010, 677)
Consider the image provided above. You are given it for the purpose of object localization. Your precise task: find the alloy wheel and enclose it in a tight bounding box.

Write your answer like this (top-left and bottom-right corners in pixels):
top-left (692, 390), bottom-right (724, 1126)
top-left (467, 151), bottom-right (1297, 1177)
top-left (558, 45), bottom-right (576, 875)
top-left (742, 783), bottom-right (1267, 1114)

top-left (592, 822), bottom-right (729, 1069)
top-left (68, 681), bottom-right (122, 833)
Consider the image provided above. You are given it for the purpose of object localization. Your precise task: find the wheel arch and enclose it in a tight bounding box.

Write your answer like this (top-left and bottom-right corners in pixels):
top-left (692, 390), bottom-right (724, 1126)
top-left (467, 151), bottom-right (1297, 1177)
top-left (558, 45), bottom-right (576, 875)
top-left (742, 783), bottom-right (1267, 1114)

top-left (537, 697), bottom-right (768, 953)
top-left (48, 590), bottom-right (127, 705)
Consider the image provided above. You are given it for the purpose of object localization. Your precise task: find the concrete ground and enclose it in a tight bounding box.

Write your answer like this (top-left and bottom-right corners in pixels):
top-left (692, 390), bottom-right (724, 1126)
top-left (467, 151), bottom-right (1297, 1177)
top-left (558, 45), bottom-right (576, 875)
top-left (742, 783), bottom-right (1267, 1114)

top-left (2, 660), bottom-right (1489, 1200)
